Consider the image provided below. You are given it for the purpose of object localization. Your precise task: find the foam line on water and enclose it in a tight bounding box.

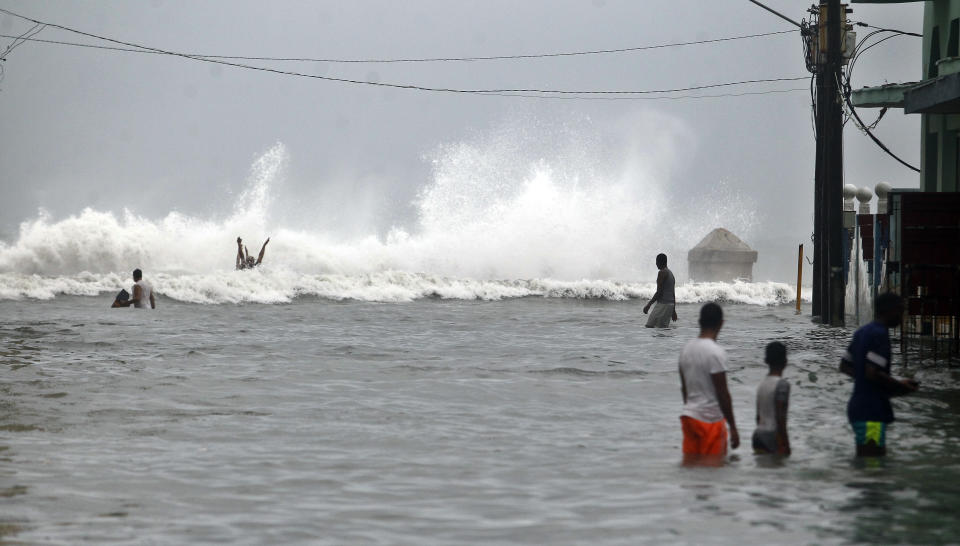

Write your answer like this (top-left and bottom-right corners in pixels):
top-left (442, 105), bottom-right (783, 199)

top-left (0, 270), bottom-right (808, 305)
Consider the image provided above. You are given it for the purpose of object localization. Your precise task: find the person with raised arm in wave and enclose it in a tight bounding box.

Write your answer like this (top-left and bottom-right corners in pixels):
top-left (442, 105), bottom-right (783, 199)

top-left (236, 236), bottom-right (269, 270)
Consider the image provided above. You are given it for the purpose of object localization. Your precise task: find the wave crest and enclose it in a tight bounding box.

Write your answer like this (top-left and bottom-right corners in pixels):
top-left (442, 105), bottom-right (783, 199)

top-left (0, 270), bottom-right (806, 305)
top-left (0, 122), bottom-right (778, 303)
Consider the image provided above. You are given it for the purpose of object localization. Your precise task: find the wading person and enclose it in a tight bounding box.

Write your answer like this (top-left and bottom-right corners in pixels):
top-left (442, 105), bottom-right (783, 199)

top-left (678, 302), bottom-right (739, 462)
top-left (112, 268), bottom-right (156, 309)
top-left (643, 253), bottom-right (677, 328)
top-left (236, 236), bottom-right (269, 270)
top-left (752, 342), bottom-right (790, 456)
top-left (840, 292), bottom-right (918, 457)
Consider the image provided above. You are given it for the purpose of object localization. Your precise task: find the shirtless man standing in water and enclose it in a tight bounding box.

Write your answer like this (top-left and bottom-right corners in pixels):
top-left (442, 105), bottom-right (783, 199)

top-left (112, 268), bottom-right (156, 309)
top-left (643, 253), bottom-right (678, 328)
top-left (236, 237), bottom-right (269, 270)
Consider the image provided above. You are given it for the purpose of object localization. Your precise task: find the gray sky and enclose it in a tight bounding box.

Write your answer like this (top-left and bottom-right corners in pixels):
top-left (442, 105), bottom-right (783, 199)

top-left (0, 1), bottom-right (923, 280)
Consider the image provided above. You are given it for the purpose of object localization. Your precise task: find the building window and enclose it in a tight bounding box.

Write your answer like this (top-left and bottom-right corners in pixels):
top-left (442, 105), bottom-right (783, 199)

top-left (950, 19), bottom-right (959, 57)
top-left (930, 26), bottom-right (941, 78)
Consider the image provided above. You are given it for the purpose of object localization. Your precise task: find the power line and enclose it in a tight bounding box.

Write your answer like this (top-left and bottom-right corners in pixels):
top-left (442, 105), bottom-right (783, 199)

top-left (839, 23), bottom-right (920, 172)
top-left (487, 87), bottom-right (807, 101)
top-left (840, 79), bottom-right (919, 172)
top-left (0, 19), bottom-right (47, 87)
top-left (0, 7), bottom-right (807, 98)
top-left (854, 23), bottom-right (921, 38)
top-left (846, 94), bottom-right (920, 172)
top-left (746, 0), bottom-right (802, 28)
top-left (850, 33), bottom-right (908, 74)
top-left (0, 29), bottom-right (797, 64)
top-left (0, 21), bottom-right (45, 60)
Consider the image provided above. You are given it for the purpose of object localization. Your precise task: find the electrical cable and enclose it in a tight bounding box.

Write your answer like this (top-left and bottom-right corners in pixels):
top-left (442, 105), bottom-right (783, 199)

top-left (0, 29), bottom-right (797, 64)
top-left (0, 7), bottom-right (808, 98)
top-left (841, 79), bottom-right (920, 172)
top-left (846, 99), bottom-right (919, 172)
top-left (0, 20), bottom-right (47, 89)
top-left (851, 33), bottom-right (907, 71)
top-left (809, 74), bottom-right (819, 139)
top-left (846, 31), bottom-right (907, 82)
top-left (746, 0), bottom-right (803, 28)
top-left (485, 87), bottom-right (808, 101)
top-left (846, 29), bottom-right (886, 72)
top-left (1, 22), bottom-right (44, 60)
top-left (838, 22), bottom-right (919, 172)
top-left (835, 73), bottom-right (853, 127)
top-left (854, 23), bottom-right (921, 38)
top-left (866, 107), bottom-right (888, 130)
top-left (841, 28), bottom-right (910, 130)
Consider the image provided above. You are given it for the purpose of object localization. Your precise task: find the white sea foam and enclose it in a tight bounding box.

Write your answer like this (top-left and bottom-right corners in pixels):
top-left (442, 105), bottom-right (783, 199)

top-left (0, 269), bottom-right (807, 305)
top-left (0, 120), bottom-right (789, 304)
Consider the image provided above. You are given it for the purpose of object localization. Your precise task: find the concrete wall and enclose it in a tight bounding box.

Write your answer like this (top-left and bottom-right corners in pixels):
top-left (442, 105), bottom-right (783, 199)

top-left (689, 261), bottom-right (754, 282)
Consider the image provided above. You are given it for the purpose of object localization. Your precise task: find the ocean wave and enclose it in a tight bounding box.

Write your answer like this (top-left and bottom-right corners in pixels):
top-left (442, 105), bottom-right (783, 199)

top-left (0, 134), bottom-right (783, 305)
top-left (0, 131), bottom-right (762, 278)
top-left (0, 270), bottom-right (807, 305)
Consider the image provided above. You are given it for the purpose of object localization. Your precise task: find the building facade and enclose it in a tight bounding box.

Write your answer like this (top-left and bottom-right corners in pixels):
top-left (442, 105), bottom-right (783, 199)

top-left (852, 0), bottom-right (960, 191)
top-left (851, 0), bottom-right (960, 361)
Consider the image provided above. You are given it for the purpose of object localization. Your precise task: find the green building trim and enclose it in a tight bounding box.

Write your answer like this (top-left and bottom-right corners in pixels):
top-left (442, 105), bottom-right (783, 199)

top-left (852, 0), bottom-right (960, 191)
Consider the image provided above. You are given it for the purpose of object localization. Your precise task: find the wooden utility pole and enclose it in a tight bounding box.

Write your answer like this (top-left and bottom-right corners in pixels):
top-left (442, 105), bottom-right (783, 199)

top-left (813, 0), bottom-right (846, 325)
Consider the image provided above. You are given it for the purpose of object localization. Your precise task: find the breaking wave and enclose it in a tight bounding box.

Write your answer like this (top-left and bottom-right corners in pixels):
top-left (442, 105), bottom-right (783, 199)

top-left (0, 119), bottom-right (788, 304)
top-left (0, 270), bottom-right (804, 305)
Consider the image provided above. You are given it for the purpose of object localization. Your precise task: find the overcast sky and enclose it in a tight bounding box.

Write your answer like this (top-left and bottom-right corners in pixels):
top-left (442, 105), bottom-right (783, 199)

top-left (0, 1), bottom-right (923, 278)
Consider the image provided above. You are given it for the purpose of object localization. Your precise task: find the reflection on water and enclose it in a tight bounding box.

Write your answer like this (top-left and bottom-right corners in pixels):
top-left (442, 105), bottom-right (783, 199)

top-left (681, 454), bottom-right (727, 468)
top-left (840, 475), bottom-right (955, 544)
top-left (831, 369), bottom-right (960, 544)
top-left (0, 522), bottom-right (24, 545)
top-left (753, 453), bottom-right (789, 469)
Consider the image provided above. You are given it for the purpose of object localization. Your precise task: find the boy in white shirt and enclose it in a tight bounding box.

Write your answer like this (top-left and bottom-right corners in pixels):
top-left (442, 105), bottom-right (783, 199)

top-left (752, 342), bottom-right (790, 456)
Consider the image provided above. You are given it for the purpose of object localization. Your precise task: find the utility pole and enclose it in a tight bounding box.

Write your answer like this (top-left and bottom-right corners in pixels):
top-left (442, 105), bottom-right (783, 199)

top-left (812, 0), bottom-right (846, 325)
top-left (749, 0), bottom-right (847, 325)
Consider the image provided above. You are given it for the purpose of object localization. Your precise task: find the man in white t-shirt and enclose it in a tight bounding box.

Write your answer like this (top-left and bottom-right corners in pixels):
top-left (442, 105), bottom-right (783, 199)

top-left (678, 302), bottom-right (739, 459)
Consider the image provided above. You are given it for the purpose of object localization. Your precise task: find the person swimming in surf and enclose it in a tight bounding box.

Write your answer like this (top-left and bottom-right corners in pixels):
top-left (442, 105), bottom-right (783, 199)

top-left (236, 236), bottom-right (269, 270)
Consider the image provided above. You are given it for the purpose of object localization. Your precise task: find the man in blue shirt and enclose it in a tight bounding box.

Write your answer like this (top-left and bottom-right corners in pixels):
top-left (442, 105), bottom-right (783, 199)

top-left (840, 293), bottom-right (918, 457)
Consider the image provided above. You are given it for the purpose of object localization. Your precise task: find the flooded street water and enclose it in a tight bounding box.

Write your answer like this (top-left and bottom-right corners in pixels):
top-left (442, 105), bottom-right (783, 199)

top-left (2, 297), bottom-right (959, 544)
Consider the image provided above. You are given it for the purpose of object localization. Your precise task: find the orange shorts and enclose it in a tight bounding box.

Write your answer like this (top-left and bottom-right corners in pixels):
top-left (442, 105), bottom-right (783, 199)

top-left (681, 416), bottom-right (728, 456)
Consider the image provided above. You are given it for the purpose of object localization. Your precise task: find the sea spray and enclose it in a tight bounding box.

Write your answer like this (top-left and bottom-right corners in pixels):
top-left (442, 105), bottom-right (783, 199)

top-left (0, 143), bottom-right (289, 276)
top-left (0, 118), bottom-right (774, 302)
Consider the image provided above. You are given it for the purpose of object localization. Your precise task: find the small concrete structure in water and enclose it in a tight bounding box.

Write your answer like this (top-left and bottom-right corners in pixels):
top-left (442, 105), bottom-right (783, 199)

top-left (688, 228), bottom-right (758, 282)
